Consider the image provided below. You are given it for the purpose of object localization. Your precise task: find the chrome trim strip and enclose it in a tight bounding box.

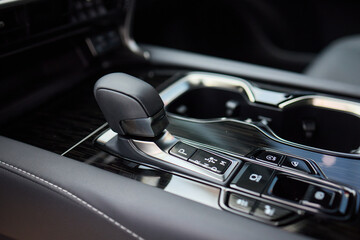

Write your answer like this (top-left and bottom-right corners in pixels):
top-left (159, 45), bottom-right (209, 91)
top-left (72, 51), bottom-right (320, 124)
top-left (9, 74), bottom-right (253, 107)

top-left (279, 95), bottom-right (360, 118)
top-left (62, 123), bottom-right (108, 156)
top-left (0, 0), bottom-right (37, 8)
top-left (160, 72), bottom-right (256, 105)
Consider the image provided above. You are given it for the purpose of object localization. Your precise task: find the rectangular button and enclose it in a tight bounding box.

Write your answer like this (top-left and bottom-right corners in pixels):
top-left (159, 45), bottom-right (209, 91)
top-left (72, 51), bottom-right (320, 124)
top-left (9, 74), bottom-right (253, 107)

top-left (253, 202), bottom-right (293, 221)
top-left (254, 151), bottom-right (283, 164)
top-left (281, 157), bottom-right (314, 174)
top-left (169, 142), bottom-right (197, 160)
top-left (189, 150), bottom-right (231, 174)
top-left (231, 163), bottom-right (274, 195)
top-left (228, 193), bottom-right (256, 214)
top-left (302, 185), bottom-right (336, 208)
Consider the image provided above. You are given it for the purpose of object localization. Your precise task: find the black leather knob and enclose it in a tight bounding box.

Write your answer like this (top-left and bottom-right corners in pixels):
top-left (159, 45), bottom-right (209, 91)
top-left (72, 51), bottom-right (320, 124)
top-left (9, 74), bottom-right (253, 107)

top-left (94, 73), bottom-right (169, 138)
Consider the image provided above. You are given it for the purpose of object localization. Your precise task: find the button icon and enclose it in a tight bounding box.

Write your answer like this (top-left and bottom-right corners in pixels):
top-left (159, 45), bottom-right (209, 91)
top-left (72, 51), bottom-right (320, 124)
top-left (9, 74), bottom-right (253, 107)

top-left (291, 161), bottom-right (299, 167)
top-left (204, 156), bottom-right (217, 164)
top-left (211, 166), bottom-right (218, 171)
top-left (249, 173), bottom-right (262, 182)
top-left (314, 191), bottom-right (325, 200)
top-left (264, 205), bottom-right (275, 216)
top-left (266, 155), bottom-right (277, 161)
top-left (177, 148), bottom-right (187, 155)
top-left (236, 198), bottom-right (249, 207)
top-left (220, 160), bottom-right (227, 166)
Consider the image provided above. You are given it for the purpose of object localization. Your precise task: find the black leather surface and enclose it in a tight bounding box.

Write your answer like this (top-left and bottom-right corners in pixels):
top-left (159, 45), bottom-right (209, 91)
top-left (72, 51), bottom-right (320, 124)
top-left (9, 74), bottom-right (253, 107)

top-left (305, 35), bottom-right (360, 85)
top-left (0, 136), bottom-right (310, 240)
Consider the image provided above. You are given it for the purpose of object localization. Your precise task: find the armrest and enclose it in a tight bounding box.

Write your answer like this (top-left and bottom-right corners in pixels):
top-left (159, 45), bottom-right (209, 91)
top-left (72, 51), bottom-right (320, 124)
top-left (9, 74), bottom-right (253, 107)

top-left (0, 136), bottom-right (309, 240)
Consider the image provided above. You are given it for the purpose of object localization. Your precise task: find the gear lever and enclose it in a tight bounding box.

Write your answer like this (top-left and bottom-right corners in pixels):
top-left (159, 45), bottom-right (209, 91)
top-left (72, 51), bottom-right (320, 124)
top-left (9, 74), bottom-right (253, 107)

top-left (94, 73), bottom-right (238, 184)
top-left (94, 73), bottom-right (169, 138)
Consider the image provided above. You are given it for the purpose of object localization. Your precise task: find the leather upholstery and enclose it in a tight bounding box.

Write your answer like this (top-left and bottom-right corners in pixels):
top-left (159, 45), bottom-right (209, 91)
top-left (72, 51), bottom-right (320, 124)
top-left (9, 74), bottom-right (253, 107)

top-left (305, 35), bottom-right (360, 85)
top-left (0, 136), bottom-right (309, 240)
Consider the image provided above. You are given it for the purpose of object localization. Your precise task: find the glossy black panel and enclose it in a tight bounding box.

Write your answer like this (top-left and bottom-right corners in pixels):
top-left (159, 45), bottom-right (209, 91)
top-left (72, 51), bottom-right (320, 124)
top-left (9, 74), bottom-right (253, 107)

top-left (167, 116), bottom-right (360, 190)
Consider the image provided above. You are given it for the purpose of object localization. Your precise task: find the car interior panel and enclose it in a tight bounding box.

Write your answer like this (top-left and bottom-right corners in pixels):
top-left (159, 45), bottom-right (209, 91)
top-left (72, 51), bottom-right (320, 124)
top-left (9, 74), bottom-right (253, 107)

top-left (0, 0), bottom-right (360, 239)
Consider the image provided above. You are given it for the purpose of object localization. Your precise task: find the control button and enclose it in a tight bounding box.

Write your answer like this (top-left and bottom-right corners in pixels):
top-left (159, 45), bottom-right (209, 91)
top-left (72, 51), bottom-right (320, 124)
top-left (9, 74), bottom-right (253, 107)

top-left (281, 157), bottom-right (314, 174)
top-left (231, 163), bottom-right (274, 195)
top-left (302, 185), bottom-right (336, 208)
top-left (169, 142), bottom-right (197, 160)
top-left (228, 193), bottom-right (256, 214)
top-left (254, 151), bottom-right (282, 164)
top-left (189, 150), bottom-right (231, 174)
top-left (253, 202), bottom-right (293, 221)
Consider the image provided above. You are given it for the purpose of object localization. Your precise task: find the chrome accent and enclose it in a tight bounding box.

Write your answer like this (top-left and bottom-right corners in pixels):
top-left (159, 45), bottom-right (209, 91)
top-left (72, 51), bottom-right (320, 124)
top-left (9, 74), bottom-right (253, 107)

top-left (0, 0), bottom-right (37, 8)
top-left (96, 128), bottom-right (117, 144)
top-left (160, 72), bottom-right (257, 105)
top-left (252, 87), bottom-right (288, 105)
top-left (62, 123), bottom-right (108, 156)
top-left (279, 95), bottom-right (360, 118)
top-left (131, 131), bottom-right (239, 182)
top-left (164, 175), bottom-right (221, 209)
top-left (85, 38), bottom-right (98, 57)
top-left (119, 0), bottom-right (150, 60)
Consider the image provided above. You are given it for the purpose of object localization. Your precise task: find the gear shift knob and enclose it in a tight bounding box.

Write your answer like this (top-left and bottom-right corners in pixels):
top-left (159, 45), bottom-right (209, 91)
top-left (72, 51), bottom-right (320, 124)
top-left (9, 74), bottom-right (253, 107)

top-left (94, 73), bottom-right (169, 138)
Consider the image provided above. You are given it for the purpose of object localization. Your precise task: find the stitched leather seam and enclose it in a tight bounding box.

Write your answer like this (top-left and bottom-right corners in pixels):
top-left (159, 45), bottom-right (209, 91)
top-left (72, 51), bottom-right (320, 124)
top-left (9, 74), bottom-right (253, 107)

top-left (0, 160), bottom-right (144, 240)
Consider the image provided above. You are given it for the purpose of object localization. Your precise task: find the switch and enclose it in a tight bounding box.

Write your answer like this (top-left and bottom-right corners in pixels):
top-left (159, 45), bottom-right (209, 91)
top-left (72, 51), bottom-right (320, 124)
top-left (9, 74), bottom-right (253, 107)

top-left (189, 150), bottom-right (231, 174)
top-left (228, 193), bottom-right (256, 214)
top-left (231, 163), bottom-right (274, 195)
top-left (169, 142), bottom-right (197, 160)
top-left (254, 151), bottom-right (283, 164)
top-left (302, 185), bottom-right (336, 208)
top-left (253, 202), bottom-right (293, 221)
top-left (282, 157), bottom-right (314, 174)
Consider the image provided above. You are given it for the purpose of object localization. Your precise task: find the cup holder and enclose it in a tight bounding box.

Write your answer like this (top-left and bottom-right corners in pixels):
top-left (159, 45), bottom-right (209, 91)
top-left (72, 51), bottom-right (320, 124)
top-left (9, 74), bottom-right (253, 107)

top-left (280, 105), bottom-right (360, 153)
top-left (166, 86), bottom-right (360, 154)
top-left (166, 88), bottom-right (252, 119)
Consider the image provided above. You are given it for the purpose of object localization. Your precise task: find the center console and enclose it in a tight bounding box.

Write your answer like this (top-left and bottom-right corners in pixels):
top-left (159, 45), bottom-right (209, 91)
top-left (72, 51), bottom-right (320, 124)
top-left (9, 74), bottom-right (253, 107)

top-left (92, 71), bottom-right (360, 228)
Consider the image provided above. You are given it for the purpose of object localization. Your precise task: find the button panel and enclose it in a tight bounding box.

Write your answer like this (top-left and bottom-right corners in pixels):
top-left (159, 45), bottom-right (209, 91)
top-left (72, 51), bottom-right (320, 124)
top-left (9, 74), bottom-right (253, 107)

top-left (189, 150), bottom-right (231, 174)
top-left (231, 163), bottom-right (274, 195)
top-left (223, 149), bottom-right (355, 224)
top-left (168, 142), bottom-right (234, 176)
top-left (166, 144), bottom-right (354, 224)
